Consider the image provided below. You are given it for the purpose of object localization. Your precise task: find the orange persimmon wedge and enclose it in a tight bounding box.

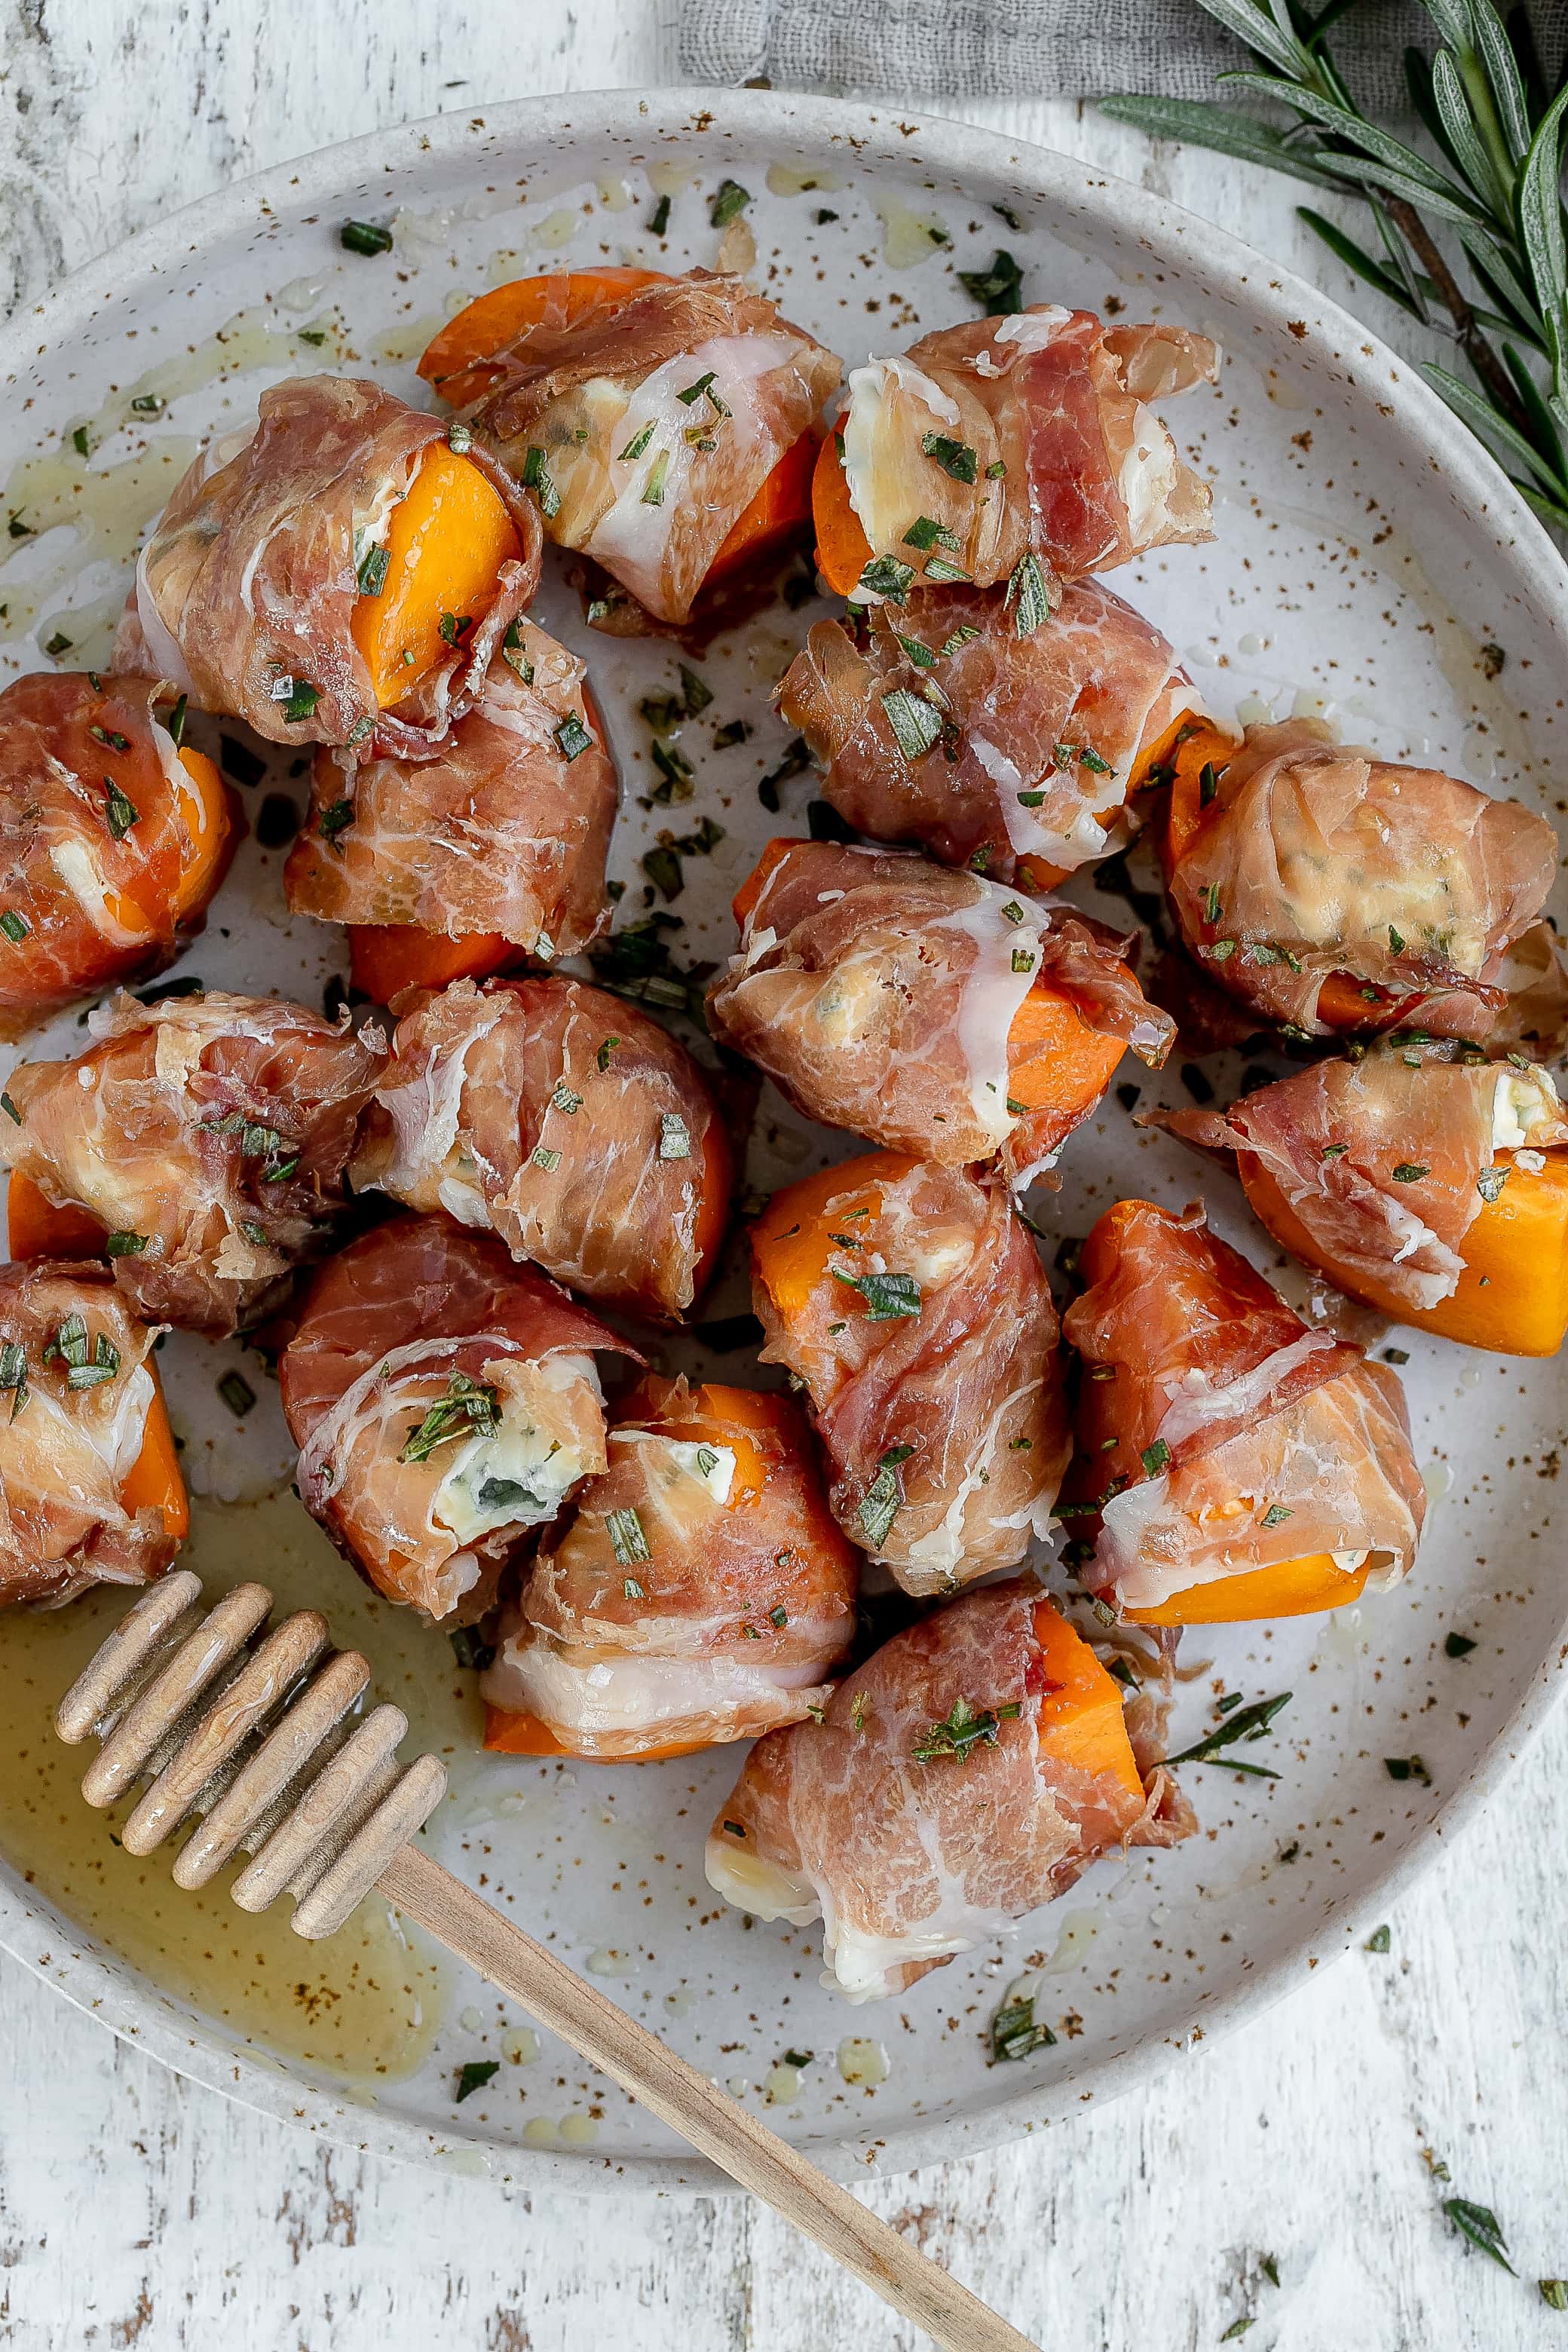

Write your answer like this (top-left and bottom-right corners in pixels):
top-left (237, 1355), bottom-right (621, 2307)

top-left (751, 1150), bottom-right (909, 1324)
top-left (731, 835), bottom-right (798, 932)
top-left (709, 428), bottom-right (819, 583)
top-left (170, 747), bottom-right (229, 921)
top-left (419, 268), bottom-right (671, 409)
top-left (1239, 1144), bottom-right (1568, 1357)
top-left (1158, 717), bottom-right (1241, 880)
top-left (348, 925), bottom-right (519, 1005)
top-left (118, 1377), bottom-right (190, 1542)
top-left (1125, 1551), bottom-right (1370, 1627)
top-left (482, 1706), bottom-right (709, 1762)
top-left (1031, 1596), bottom-right (1144, 1798)
top-left (6, 1171), bottom-right (107, 1261)
top-left (1006, 985), bottom-right (1128, 1124)
top-left (811, 429), bottom-right (871, 598)
top-left (351, 446), bottom-right (522, 708)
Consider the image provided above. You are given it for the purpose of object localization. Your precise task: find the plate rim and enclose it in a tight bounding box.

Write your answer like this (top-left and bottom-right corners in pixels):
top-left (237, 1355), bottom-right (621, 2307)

top-left (0, 79), bottom-right (1565, 2194)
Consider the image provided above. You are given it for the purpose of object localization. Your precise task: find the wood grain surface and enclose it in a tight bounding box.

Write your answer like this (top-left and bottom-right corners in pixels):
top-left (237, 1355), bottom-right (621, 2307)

top-left (2, 5), bottom-right (1566, 2347)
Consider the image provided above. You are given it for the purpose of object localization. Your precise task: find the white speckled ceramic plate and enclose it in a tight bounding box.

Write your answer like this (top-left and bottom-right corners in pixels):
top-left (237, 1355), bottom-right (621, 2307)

top-left (1, 88), bottom-right (1566, 2194)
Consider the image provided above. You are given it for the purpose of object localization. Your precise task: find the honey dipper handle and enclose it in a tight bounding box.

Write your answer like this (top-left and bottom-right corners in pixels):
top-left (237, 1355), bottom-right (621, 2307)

top-left (377, 1844), bottom-right (1038, 2352)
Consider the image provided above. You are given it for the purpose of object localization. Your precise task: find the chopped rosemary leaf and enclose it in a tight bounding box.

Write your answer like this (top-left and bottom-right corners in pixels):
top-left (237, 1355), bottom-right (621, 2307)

top-left (1260, 1502), bottom-right (1294, 1528)
top-left (920, 556), bottom-right (974, 583)
top-left (1385, 1755), bottom-right (1432, 1784)
top-left (902, 515), bottom-right (960, 551)
top-left (642, 844), bottom-right (684, 902)
top-left (1444, 2197), bottom-right (1514, 2275)
top-left (399, 1370), bottom-right (498, 1462)
top-left (857, 554), bottom-right (916, 605)
top-left (596, 1037), bottom-right (619, 1071)
top-left (521, 446), bottom-right (561, 519)
top-left (102, 779), bottom-right (139, 841)
top-left (104, 1230), bottom-right (149, 1257)
top-left (282, 679), bottom-right (320, 725)
top-left (939, 623), bottom-right (981, 657)
top-left (130, 392), bottom-right (164, 415)
top-left (72, 425), bottom-right (91, 458)
top-left (1445, 1631), bottom-right (1477, 1658)
top-left (554, 714), bottom-right (593, 763)
top-left (913, 1695), bottom-right (1021, 1764)
top-left (340, 219), bottom-right (393, 256)
top-left (218, 1370), bottom-right (256, 1417)
top-left (607, 1505), bottom-right (651, 1566)
top-left (1199, 760), bottom-right (1220, 807)
top-left (830, 1267), bottom-right (922, 1320)
top-left (449, 1626), bottom-right (496, 1671)
top-left (551, 1082), bottom-right (583, 1116)
top-left (859, 1444), bottom-right (914, 1548)
top-left (957, 249), bottom-right (1024, 315)
top-left (1476, 1165), bottom-right (1508, 1204)
top-left (0, 1093), bottom-right (17, 1123)
top-left (641, 449), bottom-right (671, 506)
top-left (43, 631), bottom-right (72, 658)
top-left (758, 735), bottom-right (812, 813)
top-left (709, 179), bottom-right (751, 228)
top-left (531, 1146), bottom-right (561, 1172)
top-left (991, 1992), bottom-right (1055, 2063)
top-left (356, 542), bottom-right (390, 597)
top-left (0, 911), bottom-right (29, 945)
top-left (1391, 1162), bottom-right (1430, 1183)
top-left (1364, 1924), bottom-right (1391, 1952)
top-left (648, 194), bottom-right (672, 236)
top-left (1005, 550), bottom-right (1055, 636)
top-left (658, 1112), bottom-right (692, 1161)
top-left (1141, 1438), bottom-right (1170, 1477)
top-left (882, 686), bottom-right (943, 761)
top-left (620, 421), bottom-right (657, 461)
top-left (319, 798), bottom-right (355, 850)
top-left (678, 664), bottom-right (713, 712)
top-left (920, 431), bottom-right (978, 483)
top-left (89, 726), bottom-right (130, 752)
top-left (455, 2060), bottom-right (500, 2103)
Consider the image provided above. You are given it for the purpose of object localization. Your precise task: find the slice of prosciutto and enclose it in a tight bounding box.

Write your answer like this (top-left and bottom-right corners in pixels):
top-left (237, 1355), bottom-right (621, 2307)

top-left (279, 1217), bottom-right (634, 1622)
top-left (449, 271), bottom-right (840, 623)
top-left (1151, 1042), bottom-right (1568, 1313)
top-left (0, 1262), bottom-right (178, 1608)
top-left (841, 308), bottom-right (1217, 593)
top-left (705, 1582), bottom-right (1193, 2001)
top-left (481, 1377), bottom-right (859, 1757)
top-left (1167, 718), bottom-right (1559, 1038)
top-left (283, 624), bottom-right (614, 957)
top-left (121, 375), bottom-right (541, 756)
top-left (706, 839), bottom-right (1172, 1184)
top-left (750, 1152), bottom-right (1070, 1596)
top-left (0, 990), bottom-right (384, 1335)
top-left (777, 579), bottom-right (1194, 884)
top-left (1061, 1199), bottom-right (1426, 1617)
top-left (350, 975), bottom-right (731, 1320)
top-left (0, 672), bottom-right (229, 1037)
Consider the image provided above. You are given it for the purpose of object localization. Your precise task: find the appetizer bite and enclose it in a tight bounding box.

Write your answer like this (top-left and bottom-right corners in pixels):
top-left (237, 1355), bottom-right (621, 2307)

top-left (811, 306), bottom-right (1217, 600)
top-left (0, 1260), bottom-right (186, 1608)
top-left (279, 1217), bottom-right (633, 1622)
top-left (351, 975), bottom-right (731, 1320)
top-left (284, 620), bottom-right (616, 1002)
top-left (0, 671), bottom-right (229, 1036)
top-left (1154, 1040), bottom-right (1568, 1355)
top-left (0, 989), bottom-right (383, 1335)
top-left (706, 1582), bottom-right (1193, 2000)
top-left (1162, 718), bottom-right (1560, 1041)
top-left (482, 1377), bottom-right (858, 1759)
top-left (1061, 1199), bottom-right (1426, 1625)
top-left (124, 376), bottom-right (540, 754)
top-left (418, 268), bottom-right (840, 624)
top-left (750, 1152), bottom-right (1069, 1595)
top-left (778, 578), bottom-right (1223, 886)
top-left (707, 839), bottom-right (1172, 1183)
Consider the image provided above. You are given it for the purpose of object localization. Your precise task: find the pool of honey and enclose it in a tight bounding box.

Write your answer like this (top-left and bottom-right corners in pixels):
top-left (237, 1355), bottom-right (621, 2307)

top-left (0, 1490), bottom-right (479, 2083)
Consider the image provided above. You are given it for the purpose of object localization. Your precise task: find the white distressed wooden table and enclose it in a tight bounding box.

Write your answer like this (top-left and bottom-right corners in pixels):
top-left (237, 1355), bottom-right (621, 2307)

top-left (2, 6), bottom-right (1566, 2347)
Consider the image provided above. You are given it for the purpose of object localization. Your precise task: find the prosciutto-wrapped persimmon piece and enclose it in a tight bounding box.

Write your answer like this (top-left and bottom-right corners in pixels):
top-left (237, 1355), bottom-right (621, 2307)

top-left (0, 672), bottom-right (230, 1037)
top-left (0, 989), bottom-right (383, 1335)
top-left (706, 840), bottom-right (1172, 1184)
top-left (419, 268), bottom-right (840, 624)
top-left (810, 306), bottom-right (1217, 600)
top-left (751, 1153), bottom-right (1070, 1596)
top-left (0, 1261), bottom-right (186, 1607)
top-left (350, 975), bottom-right (731, 1320)
top-left (778, 579), bottom-right (1223, 887)
top-left (481, 1377), bottom-right (858, 1759)
top-left (283, 624), bottom-right (615, 1003)
top-left (121, 375), bottom-right (541, 756)
top-left (1153, 1041), bottom-right (1568, 1356)
top-left (279, 1217), bottom-right (634, 1623)
top-left (1061, 1200), bottom-right (1426, 1626)
top-left (1162, 718), bottom-right (1560, 1041)
top-left (706, 1582), bottom-right (1193, 2001)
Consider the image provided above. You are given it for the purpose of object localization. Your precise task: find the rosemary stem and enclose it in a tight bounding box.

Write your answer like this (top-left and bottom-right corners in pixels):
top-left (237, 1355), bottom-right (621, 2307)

top-left (1381, 194), bottom-right (1535, 441)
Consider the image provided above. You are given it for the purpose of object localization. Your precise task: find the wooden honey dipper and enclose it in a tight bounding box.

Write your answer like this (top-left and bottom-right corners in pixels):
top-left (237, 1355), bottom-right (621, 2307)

top-left (55, 1570), bottom-right (1038, 2352)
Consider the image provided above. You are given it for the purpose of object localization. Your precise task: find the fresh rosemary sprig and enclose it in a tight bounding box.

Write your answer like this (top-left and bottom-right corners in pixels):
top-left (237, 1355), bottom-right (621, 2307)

top-left (1103, 1), bottom-right (1568, 528)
